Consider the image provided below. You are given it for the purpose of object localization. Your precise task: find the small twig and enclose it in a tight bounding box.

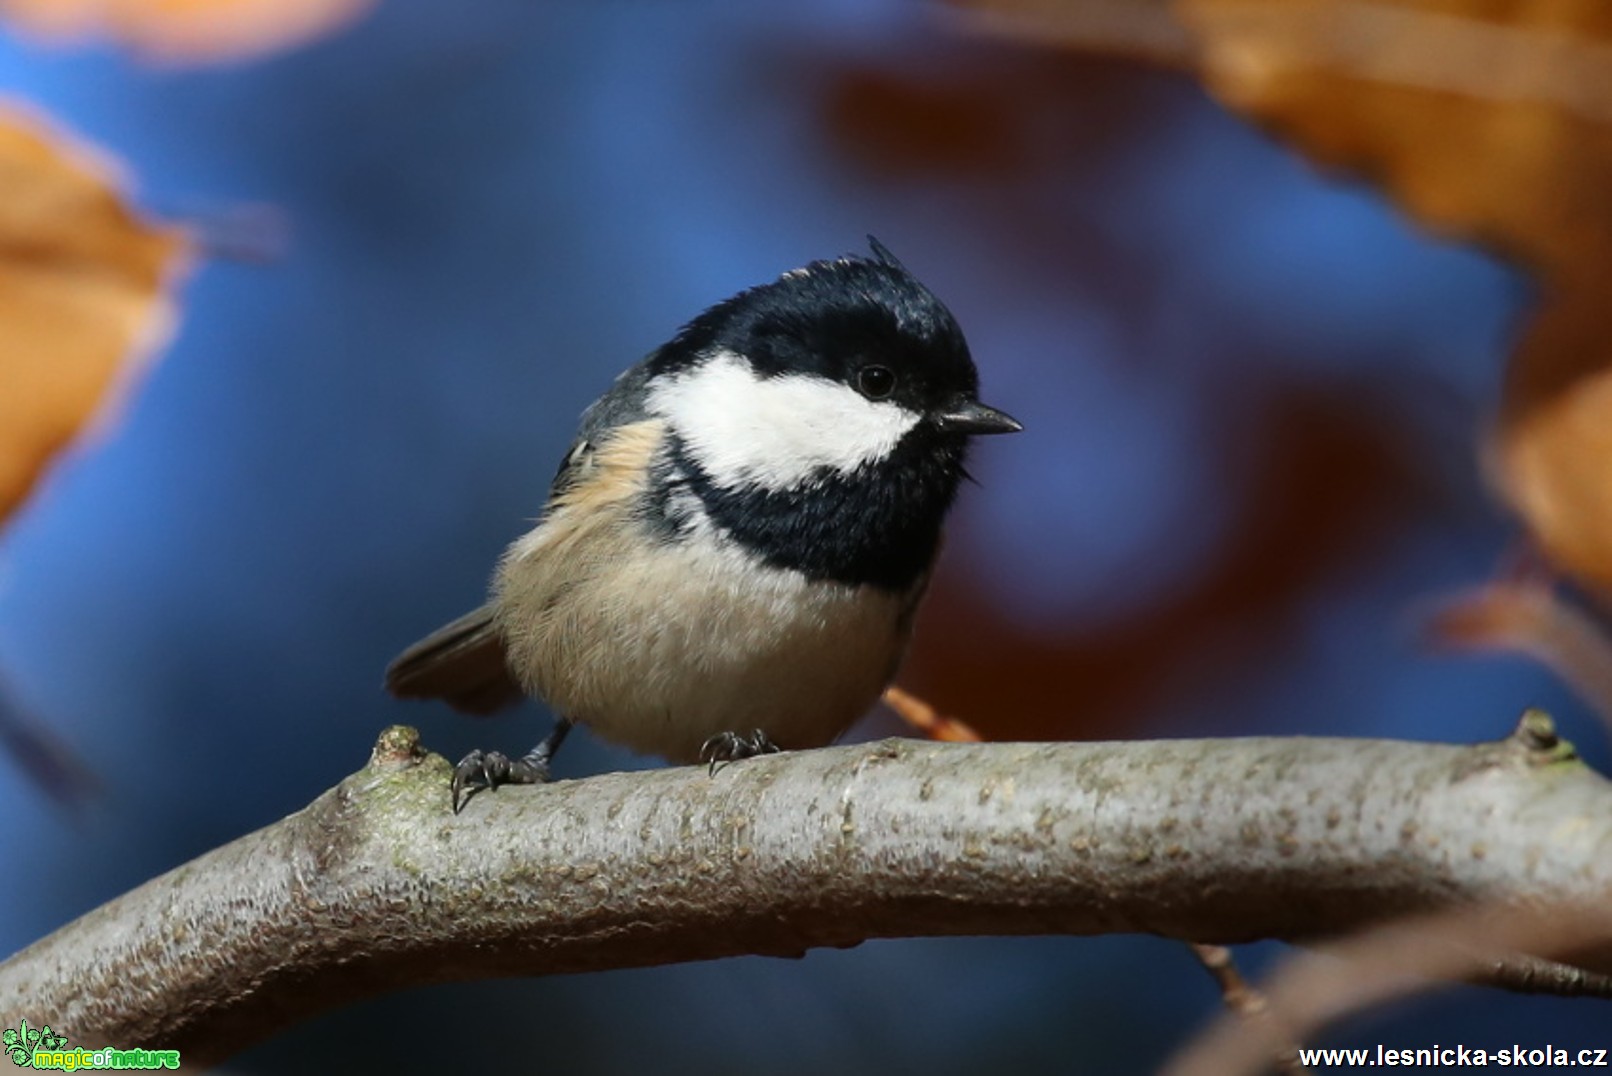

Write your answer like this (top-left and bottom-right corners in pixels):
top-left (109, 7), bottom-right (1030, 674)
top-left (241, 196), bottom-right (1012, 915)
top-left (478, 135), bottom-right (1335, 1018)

top-left (881, 684), bottom-right (983, 741)
top-left (1188, 944), bottom-right (1310, 1076)
top-left (0, 665), bottom-right (99, 813)
top-left (1481, 954), bottom-right (1612, 997)
top-left (1427, 578), bottom-right (1612, 736)
top-left (1166, 903), bottom-right (1612, 1076)
top-left (164, 201), bottom-right (289, 264)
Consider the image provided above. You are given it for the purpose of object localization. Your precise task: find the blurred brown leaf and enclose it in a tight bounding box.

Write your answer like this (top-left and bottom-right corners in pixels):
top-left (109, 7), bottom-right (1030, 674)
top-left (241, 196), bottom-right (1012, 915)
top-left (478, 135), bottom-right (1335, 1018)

top-left (1178, 0), bottom-right (1612, 597)
top-left (0, 103), bottom-right (189, 528)
top-left (0, 0), bottom-right (375, 63)
top-left (948, 0), bottom-right (1612, 595)
top-left (944, 0), bottom-right (1194, 63)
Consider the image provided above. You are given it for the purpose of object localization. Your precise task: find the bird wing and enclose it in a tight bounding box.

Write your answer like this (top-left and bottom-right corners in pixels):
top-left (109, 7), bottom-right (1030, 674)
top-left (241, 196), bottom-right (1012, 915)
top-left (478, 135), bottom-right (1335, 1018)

top-left (386, 358), bottom-right (660, 716)
top-left (384, 604), bottom-right (523, 716)
top-left (549, 360), bottom-right (656, 498)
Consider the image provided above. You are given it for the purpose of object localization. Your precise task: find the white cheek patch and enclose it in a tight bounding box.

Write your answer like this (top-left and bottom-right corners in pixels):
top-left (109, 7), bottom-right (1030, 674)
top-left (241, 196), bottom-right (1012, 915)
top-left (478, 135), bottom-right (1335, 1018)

top-left (647, 350), bottom-right (921, 491)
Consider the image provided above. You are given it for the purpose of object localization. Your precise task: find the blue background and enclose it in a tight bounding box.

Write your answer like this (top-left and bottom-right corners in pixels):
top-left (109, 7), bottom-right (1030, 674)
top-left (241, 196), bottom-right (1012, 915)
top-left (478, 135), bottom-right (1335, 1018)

top-left (0, 0), bottom-right (1605, 1070)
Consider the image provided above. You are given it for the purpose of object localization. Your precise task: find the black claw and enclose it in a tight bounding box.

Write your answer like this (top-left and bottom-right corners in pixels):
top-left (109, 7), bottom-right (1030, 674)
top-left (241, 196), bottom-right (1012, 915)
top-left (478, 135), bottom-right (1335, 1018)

top-left (699, 735), bottom-right (730, 775)
top-left (699, 729), bottom-right (781, 776)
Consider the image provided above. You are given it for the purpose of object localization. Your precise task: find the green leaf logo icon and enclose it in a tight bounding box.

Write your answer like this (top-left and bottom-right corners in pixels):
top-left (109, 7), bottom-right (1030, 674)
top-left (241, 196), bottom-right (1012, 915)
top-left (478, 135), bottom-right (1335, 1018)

top-left (3, 1021), bottom-right (29, 1067)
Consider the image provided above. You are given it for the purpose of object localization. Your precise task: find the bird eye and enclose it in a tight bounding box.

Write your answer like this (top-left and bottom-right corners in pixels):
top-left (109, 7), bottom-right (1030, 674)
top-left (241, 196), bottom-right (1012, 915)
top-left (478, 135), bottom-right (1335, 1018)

top-left (856, 365), bottom-right (897, 400)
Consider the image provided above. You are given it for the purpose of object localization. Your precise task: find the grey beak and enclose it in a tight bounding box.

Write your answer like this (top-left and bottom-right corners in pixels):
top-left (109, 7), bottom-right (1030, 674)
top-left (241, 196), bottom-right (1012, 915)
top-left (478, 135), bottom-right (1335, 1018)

top-left (935, 400), bottom-right (1023, 436)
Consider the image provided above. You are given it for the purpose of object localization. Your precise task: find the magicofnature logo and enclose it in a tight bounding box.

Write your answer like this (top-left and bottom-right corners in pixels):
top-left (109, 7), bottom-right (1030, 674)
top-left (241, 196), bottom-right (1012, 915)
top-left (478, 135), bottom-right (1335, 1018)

top-left (1, 1021), bottom-right (179, 1070)
top-left (4, 1021), bottom-right (66, 1067)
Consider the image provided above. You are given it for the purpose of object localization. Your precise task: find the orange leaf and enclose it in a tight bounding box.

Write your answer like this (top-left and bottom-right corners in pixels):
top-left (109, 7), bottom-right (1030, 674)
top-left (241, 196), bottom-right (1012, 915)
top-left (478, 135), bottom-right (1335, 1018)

top-left (0, 0), bottom-right (376, 63)
top-left (0, 103), bottom-right (190, 528)
top-left (948, 0), bottom-right (1612, 595)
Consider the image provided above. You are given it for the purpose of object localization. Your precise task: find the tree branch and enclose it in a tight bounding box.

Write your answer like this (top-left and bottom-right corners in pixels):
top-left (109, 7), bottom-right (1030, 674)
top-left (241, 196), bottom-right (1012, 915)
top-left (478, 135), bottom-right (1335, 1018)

top-left (3, 714), bottom-right (1611, 1066)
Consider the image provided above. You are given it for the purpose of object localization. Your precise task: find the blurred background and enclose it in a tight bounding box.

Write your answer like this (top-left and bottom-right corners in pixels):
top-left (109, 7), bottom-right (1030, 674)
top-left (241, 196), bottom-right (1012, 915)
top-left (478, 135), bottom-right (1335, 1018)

top-left (1, 0), bottom-right (1608, 1071)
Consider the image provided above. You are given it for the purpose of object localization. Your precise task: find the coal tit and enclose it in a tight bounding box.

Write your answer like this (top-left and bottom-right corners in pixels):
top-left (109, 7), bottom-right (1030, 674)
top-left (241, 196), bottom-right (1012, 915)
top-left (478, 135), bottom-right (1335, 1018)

top-left (386, 239), bottom-right (1021, 811)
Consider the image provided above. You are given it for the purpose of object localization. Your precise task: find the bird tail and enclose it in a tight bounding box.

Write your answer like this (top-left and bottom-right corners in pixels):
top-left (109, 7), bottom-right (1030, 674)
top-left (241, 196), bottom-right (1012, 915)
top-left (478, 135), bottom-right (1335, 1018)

top-left (384, 605), bottom-right (523, 716)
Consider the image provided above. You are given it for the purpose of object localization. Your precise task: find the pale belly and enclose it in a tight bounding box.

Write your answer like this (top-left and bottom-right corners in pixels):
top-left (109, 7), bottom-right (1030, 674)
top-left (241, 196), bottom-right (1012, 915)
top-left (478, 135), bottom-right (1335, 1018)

top-left (494, 513), bottom-right (912, 764)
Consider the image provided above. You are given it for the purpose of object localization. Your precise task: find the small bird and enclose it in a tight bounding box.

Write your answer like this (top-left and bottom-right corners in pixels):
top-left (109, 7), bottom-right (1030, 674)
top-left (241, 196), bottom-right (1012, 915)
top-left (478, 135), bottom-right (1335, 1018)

top-left (386, 239), bottom-right (1021, 811)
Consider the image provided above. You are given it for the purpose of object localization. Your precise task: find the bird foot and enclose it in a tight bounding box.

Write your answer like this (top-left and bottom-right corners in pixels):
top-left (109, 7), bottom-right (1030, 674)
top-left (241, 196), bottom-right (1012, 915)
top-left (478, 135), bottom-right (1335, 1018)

top-left (700, 729), bottom-right (781, 775)
top-left (451, 749), bottom-right (551, 813)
